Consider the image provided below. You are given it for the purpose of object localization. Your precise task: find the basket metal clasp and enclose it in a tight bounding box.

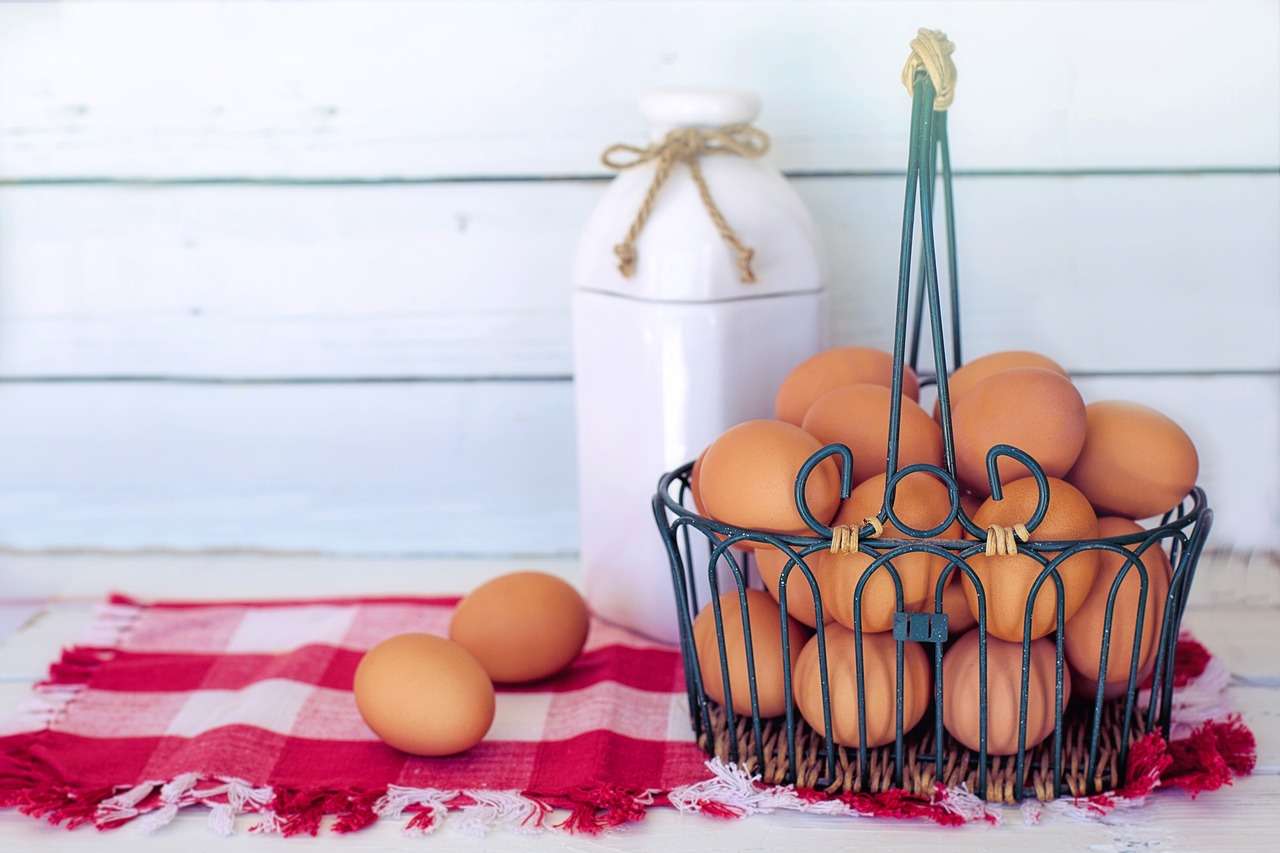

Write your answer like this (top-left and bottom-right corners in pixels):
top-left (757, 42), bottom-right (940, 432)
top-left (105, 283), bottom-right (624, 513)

top-left (893, 611), bottom-right (949, 643)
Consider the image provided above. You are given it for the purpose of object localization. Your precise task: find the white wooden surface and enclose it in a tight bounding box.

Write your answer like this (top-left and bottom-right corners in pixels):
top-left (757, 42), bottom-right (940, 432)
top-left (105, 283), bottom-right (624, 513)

top-left (0, 375), bottom-right (1273, 552)
top-left (0, 552), bottom-right (1277, 851)
top-left (2, 1), bottom-right (1277, 176)
top-left (2, 175), bottom-right (1276, 378)
top-left (0, 1), bottom-right (1276, 555)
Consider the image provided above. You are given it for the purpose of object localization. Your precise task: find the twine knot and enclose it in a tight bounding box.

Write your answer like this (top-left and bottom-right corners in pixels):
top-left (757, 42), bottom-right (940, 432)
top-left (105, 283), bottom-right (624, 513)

top-left (601, 124), bottom-right (770, 283)
top-left (901, 28), bottom-right (957, 110)
top-left (984, 523), bottom-right (1029, 557)
top-left (830, 517), bottom-right (884, 556)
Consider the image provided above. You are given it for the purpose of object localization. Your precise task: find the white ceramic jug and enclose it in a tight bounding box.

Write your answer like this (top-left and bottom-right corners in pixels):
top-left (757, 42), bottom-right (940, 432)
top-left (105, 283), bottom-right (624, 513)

top-left (572, 88), bottom-right (826, 643)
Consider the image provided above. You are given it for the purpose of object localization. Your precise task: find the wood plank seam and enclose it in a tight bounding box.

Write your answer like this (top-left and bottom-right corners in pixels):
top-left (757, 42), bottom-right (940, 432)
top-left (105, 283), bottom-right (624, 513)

top-left (3, 167), bottom-right (1278, 187)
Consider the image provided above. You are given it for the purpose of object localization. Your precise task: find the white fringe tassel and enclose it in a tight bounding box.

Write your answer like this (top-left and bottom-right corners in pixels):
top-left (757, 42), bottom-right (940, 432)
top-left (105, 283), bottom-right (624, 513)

top-left (194, 778), bottom-right (276, 837)
top-left (1146, 653), bottom-right (1234, 739)
top-left (375, 785), bottom-right (459, 836)
top-left (666, 758), bottom-right (1000, 824)
top-left (81, 602), bottom-right (142, 647)
top-left (0, 684), bottom-right (86, 736)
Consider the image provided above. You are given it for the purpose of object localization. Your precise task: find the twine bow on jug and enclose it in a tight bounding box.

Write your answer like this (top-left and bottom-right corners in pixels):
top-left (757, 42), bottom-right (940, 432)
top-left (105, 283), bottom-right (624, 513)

top-left (600, 124), bottom-right (770, 283)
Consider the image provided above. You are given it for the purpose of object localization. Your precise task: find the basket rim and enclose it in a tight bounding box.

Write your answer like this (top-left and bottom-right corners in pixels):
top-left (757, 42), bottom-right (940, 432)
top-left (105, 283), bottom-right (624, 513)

top-left (655, 458), bottom-right (1209, 553)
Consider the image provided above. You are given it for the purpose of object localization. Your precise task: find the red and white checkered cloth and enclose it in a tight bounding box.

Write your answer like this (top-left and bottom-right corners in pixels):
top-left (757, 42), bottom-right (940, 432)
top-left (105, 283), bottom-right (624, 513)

top-left (0, 594), bottom-right (1256, 836)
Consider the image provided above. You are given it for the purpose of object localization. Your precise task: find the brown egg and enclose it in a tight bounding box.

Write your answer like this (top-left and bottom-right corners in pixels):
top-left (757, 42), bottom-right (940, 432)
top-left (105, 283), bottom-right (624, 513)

top-left (688, 449), bottom-right (706, 513)
top-left (937, 573), bottom-right (978, 634)
top-left (959, 492), bottom-right (984, 520)
top-left (449, 572), bottom-right (589, 683)
top-left (693, 589), bottom-right (809, 717)
top-left (756, 547), bottom-right (832, 628)
top-left (1065, 518), bottom-right (1172, 700)
top-left (942, 629), bottom-right (1069, 755)
top-left (1067, 401), bottom-right (1199, 520)
top-left (965, 477), bottom-right (1100, 642)
top-left (700, 420), bottom-right (841, 535)
top-left (953, 368), bottom-right (1087, 496)
top-left (776, 346), bottom-right (920, 425)
top-left (802, 384), bottom-right (943, 488)
top-left (354, 633), bottom-right (495, 756)
top-left (932, 350), bottom-right (1068, 421)
top-left (822, 471), bottom-right (961, 633)
top-left (794, 626), bottom-right (931, 748)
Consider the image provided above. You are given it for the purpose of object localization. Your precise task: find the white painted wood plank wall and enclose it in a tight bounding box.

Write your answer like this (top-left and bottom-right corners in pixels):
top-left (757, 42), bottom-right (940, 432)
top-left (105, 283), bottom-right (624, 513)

top-left (0, 1), bottom-right (1276, 555)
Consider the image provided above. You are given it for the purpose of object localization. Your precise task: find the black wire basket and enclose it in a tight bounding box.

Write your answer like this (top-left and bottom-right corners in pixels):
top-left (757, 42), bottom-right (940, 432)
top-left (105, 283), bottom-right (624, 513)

top-left (651, 32), bottom-right (1211, 803)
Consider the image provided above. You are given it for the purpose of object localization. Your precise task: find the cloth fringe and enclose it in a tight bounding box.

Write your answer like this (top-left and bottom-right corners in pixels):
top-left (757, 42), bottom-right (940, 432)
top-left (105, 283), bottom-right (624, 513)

top-left (0, 600), bottom-right (142, 739)
top-left (0, 717), bottom-right (1252, 835)
top-left (0, 623), bottom-right (1255, 835)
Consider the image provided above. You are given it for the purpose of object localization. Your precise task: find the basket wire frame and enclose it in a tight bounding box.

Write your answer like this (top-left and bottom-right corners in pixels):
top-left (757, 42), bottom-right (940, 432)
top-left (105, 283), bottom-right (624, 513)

top-left (652, 69), bottom-right (1213, 801)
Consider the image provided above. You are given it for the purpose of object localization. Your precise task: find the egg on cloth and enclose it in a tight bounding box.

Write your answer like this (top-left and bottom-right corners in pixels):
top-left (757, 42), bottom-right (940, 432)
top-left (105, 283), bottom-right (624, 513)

top-left (1064, 517), bottom-right (1173, 699)
top-left (693, 588), bottom-right (810, 717)
top-left (820, 471), bottom-right (962, 633)
top-left (801, 384), bottom-right (943, 488)
top-left (1067, 400), bottom-right (1199, 520)
top-left (942, 628), bottom-right (1070, 755)
top-left (964, 476), bottom-right (1100, 642)
top-left (793, 626), bottom-right (931, 748)
top-left (354, 633), bottom-right (495, 756)
top-left (699, 420), bottom-right (842, 535)
top-left (449, 571), bottom-right (590, 683)
top-left (932, 350), bottom-right (1068, 421)
top-left (775, 346), bottom-right (921, 425)
top-left (952, 368), bottom-right (1086, 496)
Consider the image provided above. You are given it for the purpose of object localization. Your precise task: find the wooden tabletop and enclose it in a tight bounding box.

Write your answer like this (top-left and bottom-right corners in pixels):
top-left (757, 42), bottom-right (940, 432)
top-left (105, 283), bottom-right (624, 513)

top-left (1, 552), bottom-right (1276, 850)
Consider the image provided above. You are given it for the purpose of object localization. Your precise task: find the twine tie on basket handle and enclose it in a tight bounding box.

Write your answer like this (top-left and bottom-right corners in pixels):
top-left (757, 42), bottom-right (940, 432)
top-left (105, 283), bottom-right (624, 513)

top-left (601, 124), bottom-right (770, 283)
top-left (901, 28), bottom-right (957, 110)
top-left (985, 523), bottom-right (1029, 557)
top-left (830, 517), bottom-right (884, 555)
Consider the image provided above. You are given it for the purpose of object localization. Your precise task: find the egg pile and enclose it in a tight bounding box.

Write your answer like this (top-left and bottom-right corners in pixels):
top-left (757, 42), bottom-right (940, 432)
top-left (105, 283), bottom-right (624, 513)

top-left (689, 346), bottom-right (1198, 754)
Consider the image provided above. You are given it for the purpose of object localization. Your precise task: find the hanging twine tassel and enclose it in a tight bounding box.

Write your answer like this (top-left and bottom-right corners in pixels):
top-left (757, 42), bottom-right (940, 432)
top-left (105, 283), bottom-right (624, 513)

top-left (830, 517), bottom-right (884, 555)
top-left (601, 124), bottom-right (770, 283)
top-left (984, 523), bottom-right (1030, 557)
top-left (901, 28), bottom-right (957, 110)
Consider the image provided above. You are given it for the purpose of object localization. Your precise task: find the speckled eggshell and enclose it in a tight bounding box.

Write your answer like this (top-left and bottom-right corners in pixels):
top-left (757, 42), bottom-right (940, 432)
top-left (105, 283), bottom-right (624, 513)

top-left (801, 384), bottom-right (943, 488)
top-left (942, 629), bottom-right (1069, 755)
top-left (699, 420), bottom-right (841, 536)
top-left (933, 350), bottom-right (1068, 421)
top-left (965, 477), bottom-right (1100, 642)
top-left (953, 368), bottom-right (1087, 496)
top-left (693, 589), bottom-right (809, 717)
top-left (933, 493), bottom-right (982, 635)
top-left (756, 547), bottom-right (832, 628)
top-left (449, 572), bottom-right (590, 683)
top-left (1066, 401), bottom-right (1199, 520)
top-left (794, 626), bottom-right (931, 748)
top-left (775, 346), bottom-right (920, 426)
top-left (689, 450), bottom-right (707, 514)
top-left (1064, 517), bottom-right (1172, 700)
top-left (822, 471), bottom-right (961, 633)
top-left (937, 574), bottom-right (978, 635)
top-left (354, 633), bottom-right (495, 756)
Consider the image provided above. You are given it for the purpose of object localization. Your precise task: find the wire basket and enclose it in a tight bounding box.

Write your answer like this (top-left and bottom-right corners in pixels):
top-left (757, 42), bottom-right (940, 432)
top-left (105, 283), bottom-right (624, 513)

top-left (651, 31), bottom-right (1212, 803)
